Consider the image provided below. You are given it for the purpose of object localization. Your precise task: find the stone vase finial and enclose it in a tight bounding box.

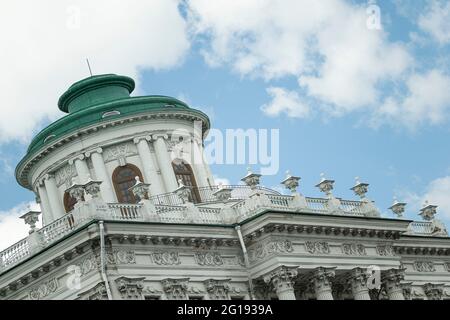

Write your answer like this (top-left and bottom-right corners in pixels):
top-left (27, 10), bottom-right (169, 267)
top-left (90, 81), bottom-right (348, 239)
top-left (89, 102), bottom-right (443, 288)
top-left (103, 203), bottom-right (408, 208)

top-left (129, 176), bottom-right (151, 202)
top-left (20, 210), bottom-right (41, 234)
top-left (315, 173), bottom-right (335, 197)
top-left (241, 167), bottom-right (262, 190)
top-left (351, 176), bottom-right (369, 200)
top-left (281, 170), bottom-right (301, 194)
top-left (389, 197), bottom-right (406, 218)
top-left (419, 201), bottom-right (438, 221)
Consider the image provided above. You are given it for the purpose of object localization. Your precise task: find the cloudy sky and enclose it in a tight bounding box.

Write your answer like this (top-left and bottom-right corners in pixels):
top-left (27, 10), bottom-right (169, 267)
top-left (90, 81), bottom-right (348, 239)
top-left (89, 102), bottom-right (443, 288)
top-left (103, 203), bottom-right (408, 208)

top-left (1, 0), bottom-right (450, 249)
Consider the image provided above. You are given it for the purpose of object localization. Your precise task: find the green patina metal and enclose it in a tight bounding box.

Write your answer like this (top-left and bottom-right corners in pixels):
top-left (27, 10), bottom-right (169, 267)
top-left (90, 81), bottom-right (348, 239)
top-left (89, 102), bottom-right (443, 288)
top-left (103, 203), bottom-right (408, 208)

top-left (15, 74), bottom-right (210, 189)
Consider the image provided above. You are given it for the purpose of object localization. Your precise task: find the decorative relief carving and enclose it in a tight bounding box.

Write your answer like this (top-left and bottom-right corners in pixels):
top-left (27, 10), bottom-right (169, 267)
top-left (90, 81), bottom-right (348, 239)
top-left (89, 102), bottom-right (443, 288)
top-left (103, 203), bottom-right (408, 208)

top-left (413, 261), bottom-right (435, 272)
top-left (55, 164), bottom-right (76, 187)
top-left (376, 244), bottom-right (394, 256)
top-left (304, 241), bottom-right (330, 254)
top-left (115, 277), bottom-right (145, 300)
top-left (151, 252), bottom-right (181, 265)
top-left (28, 278), bottom-right (59, 300)
top-left (445, 262), bottom-right (450, 272)
top-left (103, 143), bottom-right (137, 165)
top-left (204, 279), bottom-right (231, 300)
top-left (74, 250), bottom-right (136, 275)
top-left (78, 282), bottom-right (108, 300)
top-left (162, 278), bottom-right (189, 300)
top-left (194, 252), bottom-right (223, 266)
top-left (342, 243), bottom-right (366, 256)
top-left (248, 239), bottom-right (294, 262)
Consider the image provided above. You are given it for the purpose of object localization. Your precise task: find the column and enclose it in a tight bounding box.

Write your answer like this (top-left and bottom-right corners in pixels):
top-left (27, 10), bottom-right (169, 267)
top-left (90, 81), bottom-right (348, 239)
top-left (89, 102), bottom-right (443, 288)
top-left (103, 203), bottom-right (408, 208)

top-left (152, 134), bottom-right (178, 192)
top-left (347, 268), bottom-right (371, 300)
top-left (133, 136), bottom-right (164, 196)
top-left (85, 148), bottom-right (116, 203)
top-left (191, 138), bottom-right (212, 188)
top-left (382, 268), bottom-right (405, 300)
top-left (69, 154), bottom-right (91, 183)
top-left (43, 174), bottom-right (65, 219)
top-left (310, 267), bottom-right (335, 300)
top-left (36, 182), bottom-right (54, 225)
top-left (263, 266), bottom-right (298, 300)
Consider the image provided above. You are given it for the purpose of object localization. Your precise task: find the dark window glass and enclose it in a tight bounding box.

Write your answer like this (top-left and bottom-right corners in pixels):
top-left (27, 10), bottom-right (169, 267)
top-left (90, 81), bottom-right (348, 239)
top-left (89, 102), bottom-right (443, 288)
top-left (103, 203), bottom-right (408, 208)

top-left (112, 164), bottom-right (144, 203)
top-left (172, 160), bottom-right (201, 203)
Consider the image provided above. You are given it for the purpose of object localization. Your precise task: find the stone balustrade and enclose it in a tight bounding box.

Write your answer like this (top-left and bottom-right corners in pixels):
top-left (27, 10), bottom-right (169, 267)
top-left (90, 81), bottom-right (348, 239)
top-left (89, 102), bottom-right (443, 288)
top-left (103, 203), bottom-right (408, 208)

top-left (0, 185), bottom-right (446, 274)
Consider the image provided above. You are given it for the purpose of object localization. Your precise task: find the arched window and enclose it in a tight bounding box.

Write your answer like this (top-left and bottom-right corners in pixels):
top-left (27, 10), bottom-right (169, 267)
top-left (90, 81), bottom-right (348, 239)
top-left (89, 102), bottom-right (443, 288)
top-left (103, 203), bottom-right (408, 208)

top-left (112, 164), bottom-right (144, 203)
top-left (172, 159), bottom-right (201, 203)
top-left (64, 191), bottom-right (85, 216)
top-left (64, 192), bottom-right (78, 213)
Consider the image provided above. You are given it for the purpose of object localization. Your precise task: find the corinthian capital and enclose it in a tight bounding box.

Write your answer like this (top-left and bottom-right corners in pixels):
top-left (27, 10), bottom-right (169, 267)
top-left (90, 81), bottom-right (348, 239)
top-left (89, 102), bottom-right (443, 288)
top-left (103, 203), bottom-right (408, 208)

top-left (309, 267), bottom-right (336, 291)
top-left (263, 265), bottom-right (298, 290)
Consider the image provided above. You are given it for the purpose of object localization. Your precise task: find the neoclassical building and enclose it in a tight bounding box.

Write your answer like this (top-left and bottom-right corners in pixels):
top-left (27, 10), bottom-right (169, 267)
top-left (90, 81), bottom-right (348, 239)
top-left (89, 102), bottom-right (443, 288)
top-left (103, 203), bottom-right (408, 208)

top-left (1, 74), bottom-right (449, 300)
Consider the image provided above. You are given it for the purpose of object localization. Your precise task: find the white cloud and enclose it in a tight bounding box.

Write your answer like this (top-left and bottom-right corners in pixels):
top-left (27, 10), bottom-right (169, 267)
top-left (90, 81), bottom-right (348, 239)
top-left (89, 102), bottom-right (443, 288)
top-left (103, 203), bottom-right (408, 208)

top-left (0, 201), bottom-right (41, 251)
top-left (403, 176), bottom-right (450, 223)
top-left (261, 87), bottom-right (310, 118)
top-left (186, 0), bottom-right (417, 123)
top-left (0, 0), bottom-right (189, 143)
top-left (213, 175), bottom-right (230, 186)
top-left (372, 70), bottom-right (450, 128)
top-left (418, 0), bottom-right (450, 45)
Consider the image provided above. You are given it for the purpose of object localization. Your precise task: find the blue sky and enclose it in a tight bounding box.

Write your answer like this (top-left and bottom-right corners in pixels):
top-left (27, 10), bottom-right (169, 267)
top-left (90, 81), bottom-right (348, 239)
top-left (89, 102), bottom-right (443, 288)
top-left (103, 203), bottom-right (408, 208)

top-left (1, 0), bottom-right (450, 248)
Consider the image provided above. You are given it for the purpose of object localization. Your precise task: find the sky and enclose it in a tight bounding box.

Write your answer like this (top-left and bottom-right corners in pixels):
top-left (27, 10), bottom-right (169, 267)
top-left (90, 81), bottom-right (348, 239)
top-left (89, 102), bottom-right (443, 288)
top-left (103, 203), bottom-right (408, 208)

top-left (1, 0), bottom-right (450, 249)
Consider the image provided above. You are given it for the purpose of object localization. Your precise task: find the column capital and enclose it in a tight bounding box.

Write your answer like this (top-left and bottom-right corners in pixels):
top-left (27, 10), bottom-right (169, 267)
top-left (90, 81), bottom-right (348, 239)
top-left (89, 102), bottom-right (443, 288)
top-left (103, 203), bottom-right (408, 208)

top-left (381, 268), bottom-right (405, 287)
top-left (309, 267), bottom-right (336, 293)
top-left (85, 147), bottom-right (103, 158)
top-left (346, 267), bottom-right (370, 300)
top-left (68, 154), bottom-right (85, 165)
top-left (263, 265), bottom-right (298, 288)
top-left (152, 133), bottom-right (169, 141)
top-left (133, 135), bottom-right (152, 144)
top-left (44, 173), bottom-right (55, 181)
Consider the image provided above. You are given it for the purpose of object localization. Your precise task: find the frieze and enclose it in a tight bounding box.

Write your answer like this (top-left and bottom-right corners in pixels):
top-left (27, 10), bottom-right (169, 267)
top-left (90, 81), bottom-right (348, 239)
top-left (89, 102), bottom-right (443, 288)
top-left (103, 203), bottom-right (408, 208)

top-left (103, 142), bottom-right (137, 165)
top-left (376, 244), bottom-right (394, 256)
top-left (194, 252), bottom-right (223, 266)
top-left (304, 241), bottom-right (330, 254)
top-left (342, 243), bottom-right (366, 256)
top-left (413, 261), bottom-right (435, 272)
top-left (151, 252), bottom-right (181, 265)
top-left (444, 262), bottom-right (450, 272)
top-left (55, 164), bottom-right (76, 187)
top-left (28, 278), bottom-right (59, 300)
top-left (248, 239), bottom-right (294, 262)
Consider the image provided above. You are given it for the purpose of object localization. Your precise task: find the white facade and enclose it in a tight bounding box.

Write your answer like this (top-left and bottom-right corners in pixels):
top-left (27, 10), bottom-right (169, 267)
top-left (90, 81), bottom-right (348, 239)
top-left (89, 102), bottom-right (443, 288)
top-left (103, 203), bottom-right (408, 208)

top-left (1, 74), bottom-right (450, 300)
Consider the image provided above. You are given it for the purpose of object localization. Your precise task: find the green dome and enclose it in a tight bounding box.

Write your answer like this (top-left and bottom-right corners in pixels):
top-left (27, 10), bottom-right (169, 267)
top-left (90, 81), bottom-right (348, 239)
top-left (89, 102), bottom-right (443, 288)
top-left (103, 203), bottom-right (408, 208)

top-left (58, 74), bottom-right (135, 113)
top-left (16, 74), bottom-right (210, 189)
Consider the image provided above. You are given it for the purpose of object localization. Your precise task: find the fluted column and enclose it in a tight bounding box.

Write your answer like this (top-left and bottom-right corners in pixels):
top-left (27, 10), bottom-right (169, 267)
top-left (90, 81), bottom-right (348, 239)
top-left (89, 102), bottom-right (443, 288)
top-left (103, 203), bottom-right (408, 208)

top-left (191, 138), bottom-right (212, 188)
top-left (347, 268), bottom-right (371, 300)
top-left (36, 181), bottom-right (54, 225)
top-left (382, 268), bottom-right (405, 300)
top-left (133, 136), bottom-right (164, 196)
top-left (85, 148), bottom-right (116, 203)
top-left (310, 267), bottom-right (335, 300)
top-left (263, 266), bottom-right (298, 300)
top-left (69, 154), bottom-right (91, 183)
top-left (152, 134), bottom-right (178, 192)
top-left (43, 174), bottom-right (65, 219)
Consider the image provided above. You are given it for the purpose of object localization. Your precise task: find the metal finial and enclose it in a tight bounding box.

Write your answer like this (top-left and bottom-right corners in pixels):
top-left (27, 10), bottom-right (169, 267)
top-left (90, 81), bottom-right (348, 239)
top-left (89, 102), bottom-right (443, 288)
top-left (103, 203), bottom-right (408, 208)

top-left (86, 58), bottom-right (93, 76)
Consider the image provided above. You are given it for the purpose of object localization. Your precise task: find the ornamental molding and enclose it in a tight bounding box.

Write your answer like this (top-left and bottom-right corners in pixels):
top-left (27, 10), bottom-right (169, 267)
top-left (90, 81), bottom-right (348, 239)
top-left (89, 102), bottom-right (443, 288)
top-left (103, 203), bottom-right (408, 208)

top-left (77, 282), bottom-right (108, 300)
top-left (445, 262), bottom-right (450, 272)
top-left (28, 277), bottom-right (59, 300)
top-left (413, 261), bottom-right (436, 272)
top-left (161, 278), bottom-right (189, 300)
top-left (304, 241), bottom-right (330, 254)
top-left (423, 283), bottom-right (444, 300)
top-left (194, 252), bottom-right (224, 266)
top-left (376, 244), bottom-right (394, 256)
top-left (103, 142), bottom-right (137, 165)
top-left (247, 239), bottom-right (294, 262)
top-left (115, 276), bottom-right (145, 300)
top-left (150, 251), bottom-right (181, 266)
top-left (204, 279), bottom-right (231, 300)
top-left (18, 109), bottom-right (209, 189)
top-left (342, 243), bottom-right (367, 256)
top-left (55, 164), bottom-right (76, 187)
